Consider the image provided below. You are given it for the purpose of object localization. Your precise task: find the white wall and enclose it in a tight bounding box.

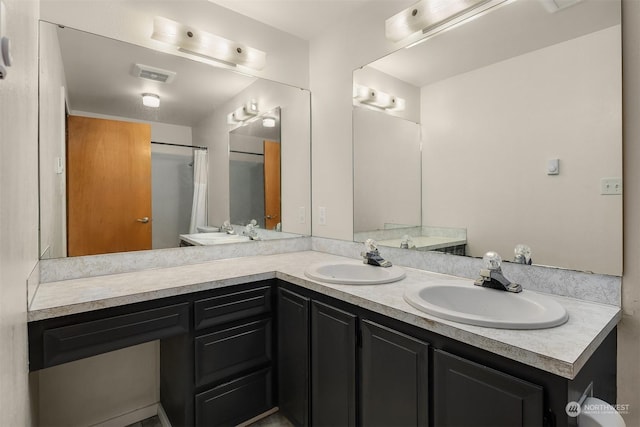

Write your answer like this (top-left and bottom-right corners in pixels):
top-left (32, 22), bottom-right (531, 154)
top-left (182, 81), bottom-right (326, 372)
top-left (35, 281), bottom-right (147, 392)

top-left (38, 22), bottom-right (67, 259)
top-left (421, 26), bottom-right (622, 275)
top-left (192, 79), bottom-right (311, 235)
top-left (40, 0), bottom-right (309, 89)
top-left (353, 107), bottom-right (421, 232)
top-left (0, 0), bottom-right (40, 426)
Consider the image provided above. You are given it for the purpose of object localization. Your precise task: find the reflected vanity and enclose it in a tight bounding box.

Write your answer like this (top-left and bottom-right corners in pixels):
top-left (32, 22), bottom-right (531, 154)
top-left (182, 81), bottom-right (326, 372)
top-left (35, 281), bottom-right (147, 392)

top-left (353, 0), bottom-right (622, 275)
top-left (38, 22), bottom-right (311, 259)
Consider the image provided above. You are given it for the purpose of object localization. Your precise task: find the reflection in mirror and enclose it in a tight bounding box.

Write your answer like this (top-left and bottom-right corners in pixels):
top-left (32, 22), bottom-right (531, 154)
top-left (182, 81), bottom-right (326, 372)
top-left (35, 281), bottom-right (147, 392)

top-left (229, 108), bottom-right (281, 230)
top-left (353, 0), bottom-right (621, 275)
top-left (38, 21), bottom-right (311, 259)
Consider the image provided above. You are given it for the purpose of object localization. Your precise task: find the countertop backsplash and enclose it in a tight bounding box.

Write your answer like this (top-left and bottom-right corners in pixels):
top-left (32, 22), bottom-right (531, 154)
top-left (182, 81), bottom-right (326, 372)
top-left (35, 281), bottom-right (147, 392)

top-left (38, 236), bottom-right (620, 307)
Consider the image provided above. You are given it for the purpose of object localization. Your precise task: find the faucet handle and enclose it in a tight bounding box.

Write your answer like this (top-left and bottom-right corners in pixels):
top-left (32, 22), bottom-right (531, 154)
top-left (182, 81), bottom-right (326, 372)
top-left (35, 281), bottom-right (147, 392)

top-left (482, 251), bottom-right (503, 271)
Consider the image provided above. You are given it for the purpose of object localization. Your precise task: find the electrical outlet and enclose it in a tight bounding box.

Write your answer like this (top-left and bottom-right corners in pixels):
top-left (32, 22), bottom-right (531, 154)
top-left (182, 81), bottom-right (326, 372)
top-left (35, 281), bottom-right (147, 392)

top-left (318, 207), bottom-right (326, 226)
top-left (601, 178), bottom-right (622, 195)
top-left (298, 207), bottom-right (305, 224)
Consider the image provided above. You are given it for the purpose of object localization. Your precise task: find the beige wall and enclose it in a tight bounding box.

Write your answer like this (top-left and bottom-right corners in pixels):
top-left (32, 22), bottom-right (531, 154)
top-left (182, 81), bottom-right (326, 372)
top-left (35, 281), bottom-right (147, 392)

top-left (37, 343), bottom-right (159, 426)
top-left (0, 0), bottom-right (40, 426)
top-left (421, 26), bottom-right (622, 275)
top-left (619, 0), bottom-right (640, 424)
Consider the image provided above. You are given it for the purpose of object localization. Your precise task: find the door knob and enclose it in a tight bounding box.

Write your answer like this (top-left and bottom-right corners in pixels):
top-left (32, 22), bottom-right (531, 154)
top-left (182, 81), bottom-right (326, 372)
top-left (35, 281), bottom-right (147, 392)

top-left (136, 217), bottom-right (150, 223)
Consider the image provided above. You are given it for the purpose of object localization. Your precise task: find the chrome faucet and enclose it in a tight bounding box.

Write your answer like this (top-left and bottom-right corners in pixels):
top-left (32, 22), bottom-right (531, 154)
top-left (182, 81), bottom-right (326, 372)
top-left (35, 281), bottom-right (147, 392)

top-left (221, 220), bottom-right (236, 235)
top-left (243, 223), bottom-right (260, 240)
top-left (361, 239), bottom-right (392, 267)
top-left (474, 251), bottom-right (522, 293)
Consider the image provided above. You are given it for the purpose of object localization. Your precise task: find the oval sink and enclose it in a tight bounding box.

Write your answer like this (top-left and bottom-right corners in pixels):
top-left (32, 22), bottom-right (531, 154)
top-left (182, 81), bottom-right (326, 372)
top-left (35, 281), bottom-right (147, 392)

top-left (305, 260), bottom-right (406, 285)
top-left (404, 281), bottom-right (568, 329)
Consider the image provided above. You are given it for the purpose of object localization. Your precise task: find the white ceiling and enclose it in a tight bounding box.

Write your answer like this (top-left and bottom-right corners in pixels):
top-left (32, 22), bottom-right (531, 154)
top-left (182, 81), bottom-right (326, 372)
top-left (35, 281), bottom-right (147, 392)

top-left (207, 0), bottom-right (379, 40)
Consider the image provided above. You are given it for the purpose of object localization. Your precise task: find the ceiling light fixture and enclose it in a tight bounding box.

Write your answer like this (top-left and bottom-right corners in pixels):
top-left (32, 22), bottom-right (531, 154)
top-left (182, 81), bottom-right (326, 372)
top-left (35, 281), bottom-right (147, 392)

top-left (262, 117), bottom-right (276, 128)
top-left (386, 0), bottom-right (502, 42)
top-left (142, 93), bottom-right (160, 108)
top-left (151, 16), bottom-right (266, 70)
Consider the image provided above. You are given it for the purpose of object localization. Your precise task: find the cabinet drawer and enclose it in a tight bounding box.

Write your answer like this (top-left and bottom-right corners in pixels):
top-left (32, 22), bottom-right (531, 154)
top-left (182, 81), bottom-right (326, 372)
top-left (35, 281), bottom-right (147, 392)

top-left (195, 368), bottom-right (273, 427)
top-left (434, 349), bottom-right (543, 426)
top-left (195, 318), bottom-right (272, 388)
top-left (194, 285), bottom-right (272, 330)
top-left (42, 302), bottom-right (189, 368)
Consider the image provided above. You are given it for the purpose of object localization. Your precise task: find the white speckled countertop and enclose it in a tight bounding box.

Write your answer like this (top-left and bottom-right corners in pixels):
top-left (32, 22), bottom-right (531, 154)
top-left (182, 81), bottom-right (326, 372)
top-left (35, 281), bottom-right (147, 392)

top-left (28, 251), bottom-right (620, 380)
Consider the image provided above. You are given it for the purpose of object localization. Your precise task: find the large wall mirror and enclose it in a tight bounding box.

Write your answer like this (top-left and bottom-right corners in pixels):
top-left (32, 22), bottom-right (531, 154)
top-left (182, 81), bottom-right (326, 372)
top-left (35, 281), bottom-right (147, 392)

top-left (353, 0), bottom-right (621, 275)
top-left (39, 21), bottom-right (311, 259)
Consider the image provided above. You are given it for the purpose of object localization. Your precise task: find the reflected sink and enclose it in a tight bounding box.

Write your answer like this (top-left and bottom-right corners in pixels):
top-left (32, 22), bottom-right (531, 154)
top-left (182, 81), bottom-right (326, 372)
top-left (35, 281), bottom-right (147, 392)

top-left (304, 260), bottom-right (406, 285)
top-left (404, 280), bottom-right (568, 329)
top-left (180, 233), bottom-right (251, 246)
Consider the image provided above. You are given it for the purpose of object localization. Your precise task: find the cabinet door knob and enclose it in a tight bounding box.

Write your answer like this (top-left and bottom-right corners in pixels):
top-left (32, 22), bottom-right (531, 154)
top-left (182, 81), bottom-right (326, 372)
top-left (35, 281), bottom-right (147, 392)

top-left (136, 217), bottom-right (150, 223)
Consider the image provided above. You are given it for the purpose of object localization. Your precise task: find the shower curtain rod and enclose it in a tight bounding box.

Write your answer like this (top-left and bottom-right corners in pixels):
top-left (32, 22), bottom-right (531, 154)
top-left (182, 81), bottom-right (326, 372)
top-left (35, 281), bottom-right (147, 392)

top-left (151, 141), bottom-right (208, 150)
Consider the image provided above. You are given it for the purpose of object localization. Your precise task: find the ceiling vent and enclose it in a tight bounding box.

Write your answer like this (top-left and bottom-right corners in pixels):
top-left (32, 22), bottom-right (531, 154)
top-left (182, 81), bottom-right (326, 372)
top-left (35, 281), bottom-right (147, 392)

top-left (133, 63), bottom-right (176, 83)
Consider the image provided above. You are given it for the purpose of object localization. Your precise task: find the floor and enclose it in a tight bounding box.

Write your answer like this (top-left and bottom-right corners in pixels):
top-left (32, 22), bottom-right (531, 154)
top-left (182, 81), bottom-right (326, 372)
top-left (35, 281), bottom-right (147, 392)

top-left (126, 412), bottom-right (293, 427)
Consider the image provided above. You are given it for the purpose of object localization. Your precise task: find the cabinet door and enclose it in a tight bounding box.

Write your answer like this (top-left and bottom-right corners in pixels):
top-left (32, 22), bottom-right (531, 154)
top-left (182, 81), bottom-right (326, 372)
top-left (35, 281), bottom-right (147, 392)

top-left (278, 288), bottom-right (310, 427)
top-left (434, 349), bottom-right (543, 427)
top-left (361, 320), bottom-right (429, 427)
top-left (311, 300), bottom-right (357, 427)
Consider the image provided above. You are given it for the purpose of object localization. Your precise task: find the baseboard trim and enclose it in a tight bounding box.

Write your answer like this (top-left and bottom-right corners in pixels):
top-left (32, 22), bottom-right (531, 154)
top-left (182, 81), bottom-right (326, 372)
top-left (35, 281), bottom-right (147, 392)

top-left (237, 407), bottom-right (279, 427)
top-left (90, 403), bottom-right (159, 427)
top-left (157, 404), bottom-right (172, 427)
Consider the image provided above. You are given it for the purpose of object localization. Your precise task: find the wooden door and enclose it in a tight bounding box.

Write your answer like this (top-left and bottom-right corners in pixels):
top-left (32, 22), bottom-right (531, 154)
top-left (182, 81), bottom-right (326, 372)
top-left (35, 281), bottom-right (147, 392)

top-left (67, 115), bottom-right (152, 256)
top-left (263, 140), bottom-right (281, 230)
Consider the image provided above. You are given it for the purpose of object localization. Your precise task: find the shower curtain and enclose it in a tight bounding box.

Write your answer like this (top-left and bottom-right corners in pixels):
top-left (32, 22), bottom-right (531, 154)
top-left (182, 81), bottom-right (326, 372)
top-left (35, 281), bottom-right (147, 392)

top-left (189, 149), bottom-right (208, 233)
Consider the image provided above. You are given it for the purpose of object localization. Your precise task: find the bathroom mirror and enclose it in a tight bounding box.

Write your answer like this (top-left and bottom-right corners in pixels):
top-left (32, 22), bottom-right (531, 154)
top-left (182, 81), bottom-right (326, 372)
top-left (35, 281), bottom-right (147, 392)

top-left (38, 21), bottom-right (311, 259)
top-left (353, 0), bottom-right (622, 275)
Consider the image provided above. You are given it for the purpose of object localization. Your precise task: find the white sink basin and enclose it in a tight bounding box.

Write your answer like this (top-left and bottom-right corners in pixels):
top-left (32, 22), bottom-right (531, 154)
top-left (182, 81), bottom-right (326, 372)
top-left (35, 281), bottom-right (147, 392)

top-left (404, 280), bottom-right (568, 329)
top-left (304, 260), bottom-right (406, 285)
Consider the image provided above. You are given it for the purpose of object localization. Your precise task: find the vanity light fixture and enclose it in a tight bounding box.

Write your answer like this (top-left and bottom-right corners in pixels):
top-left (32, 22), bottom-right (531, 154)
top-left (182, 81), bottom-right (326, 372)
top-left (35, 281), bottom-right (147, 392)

top-left (353, 84), bottom-right (405, 112)
top-left (386, 0), bottom-right (501, 42)
top-left (227, 100), bottom-right (260, 124)
top-left (142, 93), bottom-right (160, 108)
top-left (151, 16), bottom-right (266, 70)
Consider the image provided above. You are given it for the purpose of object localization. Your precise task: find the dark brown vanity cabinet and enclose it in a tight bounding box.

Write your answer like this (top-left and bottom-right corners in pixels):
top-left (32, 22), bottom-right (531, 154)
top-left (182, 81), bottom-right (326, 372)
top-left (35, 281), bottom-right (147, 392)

top-left (160, 282), bottom-right (276, 427)
top-left (277, 286), bottom-right (430, 427)
top-left (29, 278), bottom-right (617, 427)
